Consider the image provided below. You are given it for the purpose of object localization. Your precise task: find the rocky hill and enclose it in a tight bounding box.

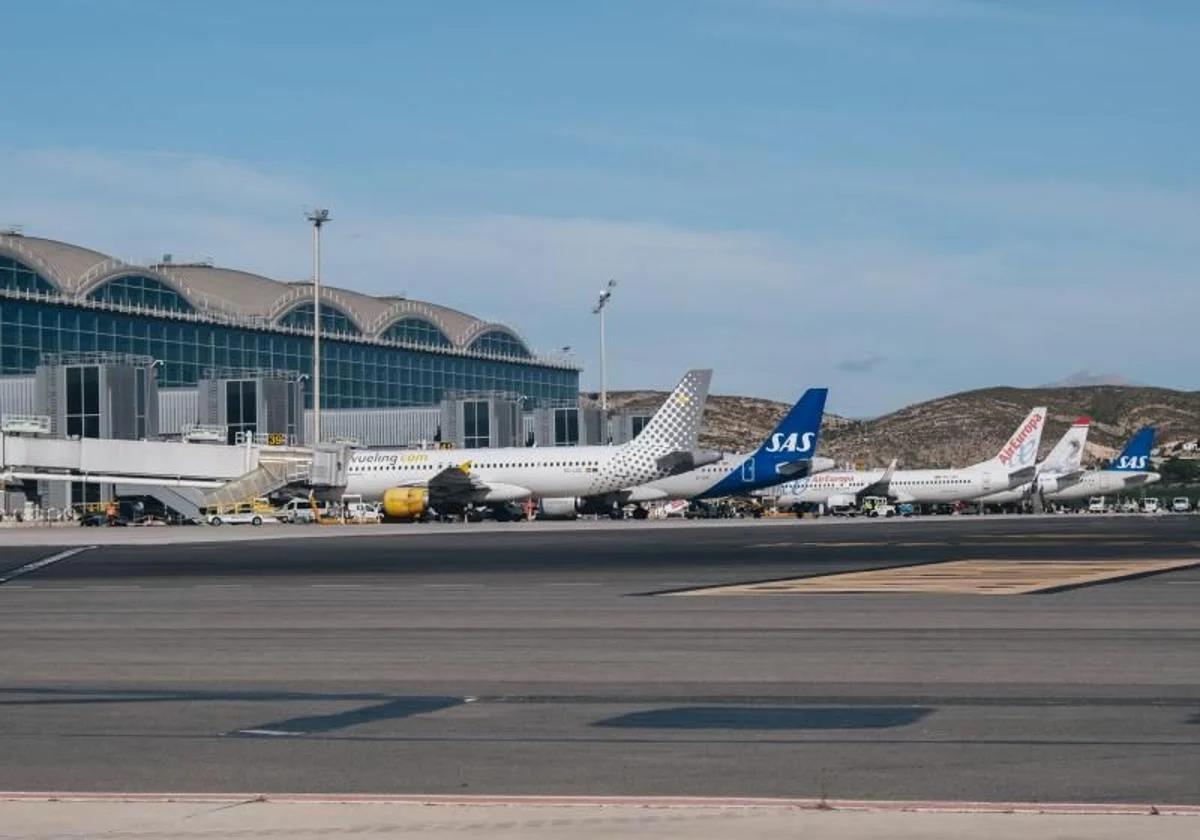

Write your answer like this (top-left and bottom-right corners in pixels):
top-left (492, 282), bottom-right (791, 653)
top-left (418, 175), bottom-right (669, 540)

top-left (599, 386), bottom-right (1200, 468)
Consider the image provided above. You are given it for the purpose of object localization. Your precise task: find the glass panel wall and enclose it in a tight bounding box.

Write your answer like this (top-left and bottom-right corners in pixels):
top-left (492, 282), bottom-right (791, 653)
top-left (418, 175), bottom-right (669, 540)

top-left (0, 298), bottom-right (578, 409)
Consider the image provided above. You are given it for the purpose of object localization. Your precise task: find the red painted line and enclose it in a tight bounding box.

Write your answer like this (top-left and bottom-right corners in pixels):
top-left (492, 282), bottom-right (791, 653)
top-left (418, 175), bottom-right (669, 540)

top-left (0, 792), bottom-right (1198, 815)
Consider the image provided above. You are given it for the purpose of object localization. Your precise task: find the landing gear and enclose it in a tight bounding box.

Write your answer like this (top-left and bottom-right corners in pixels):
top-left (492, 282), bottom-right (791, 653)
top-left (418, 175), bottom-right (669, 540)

top-left (631, 506), bottom-right (649, 520)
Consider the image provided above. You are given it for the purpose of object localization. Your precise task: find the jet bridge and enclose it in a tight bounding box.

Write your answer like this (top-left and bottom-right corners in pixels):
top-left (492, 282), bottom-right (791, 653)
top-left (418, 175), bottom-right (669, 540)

top-left (1, 429), bottom-right (351, 515)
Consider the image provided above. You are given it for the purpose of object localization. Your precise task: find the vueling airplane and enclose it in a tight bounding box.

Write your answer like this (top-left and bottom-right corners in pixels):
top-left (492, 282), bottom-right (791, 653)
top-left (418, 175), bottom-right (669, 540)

top-left (1042, 426), bottom-right (1159, 502)
top-left (537, 387), bottom-right (833, 518)
top-left (977, 416), bottom-right (1091, 505)
top-left (765, 407), bottom-right (1048, 510)
top-left (343, 369), bottom-right (716, 520)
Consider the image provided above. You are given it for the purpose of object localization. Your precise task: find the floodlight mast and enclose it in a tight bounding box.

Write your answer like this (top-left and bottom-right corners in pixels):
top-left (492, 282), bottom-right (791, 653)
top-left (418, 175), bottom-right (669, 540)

top-left (306, 208), bottom-right (330, 444)
top-left (591, 279), bottom-right (617, 416)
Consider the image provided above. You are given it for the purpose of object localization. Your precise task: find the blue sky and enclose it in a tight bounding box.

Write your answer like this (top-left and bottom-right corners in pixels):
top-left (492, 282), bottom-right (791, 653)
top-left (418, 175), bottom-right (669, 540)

top-left (1, 0), bottom-right (1196, 416)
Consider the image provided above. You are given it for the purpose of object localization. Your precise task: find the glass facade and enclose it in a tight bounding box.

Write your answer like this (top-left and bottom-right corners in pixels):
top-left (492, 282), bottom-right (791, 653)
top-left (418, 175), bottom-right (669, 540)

top-left (65, 365), bottom-right (101, 438)
top-left (87, 275), bottom-right (194, 314)
top-left (225, 380), bottom-right (258, 444)
top-left (381, 317), bottom-right (451, 348)
top-left (468, 330), bottom-right (531, 359)
top-left (1, 256), bottom-right (58, 295)
top-left (277, 302), bottom-right (361, 336)
top-left (554, 407), bottom-right (580, 446)
top-left (1, 264), bottom-right (578, 411)
top-left (463, 400), bottom-right (490, 448)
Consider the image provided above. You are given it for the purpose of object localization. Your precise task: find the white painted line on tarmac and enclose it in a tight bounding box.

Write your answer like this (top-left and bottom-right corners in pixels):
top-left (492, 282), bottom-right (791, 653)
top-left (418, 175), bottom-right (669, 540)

top-left (0, 546), bottom-right (95, 585)
top-left (233, 729), bottom-right (305, 737)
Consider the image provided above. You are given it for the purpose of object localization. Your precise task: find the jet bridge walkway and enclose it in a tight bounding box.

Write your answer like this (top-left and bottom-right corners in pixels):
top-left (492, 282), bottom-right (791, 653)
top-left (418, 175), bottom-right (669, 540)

top-left (1, 432), bottom-right (350, 515)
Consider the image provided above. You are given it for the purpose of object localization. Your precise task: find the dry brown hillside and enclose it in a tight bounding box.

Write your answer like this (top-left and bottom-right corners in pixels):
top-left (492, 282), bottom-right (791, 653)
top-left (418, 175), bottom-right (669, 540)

top-left (600, 386), bottom-right (1200, 468)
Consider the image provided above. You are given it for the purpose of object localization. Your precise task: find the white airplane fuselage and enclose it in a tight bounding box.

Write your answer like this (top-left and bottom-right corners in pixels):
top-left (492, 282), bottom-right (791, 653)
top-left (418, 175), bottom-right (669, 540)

top-left (773, 465), bottom-right (1010, 508)
top-left (345, 445), bottom-right (682, 503)
top-left (1045, 469), bottom-right (1160, 501)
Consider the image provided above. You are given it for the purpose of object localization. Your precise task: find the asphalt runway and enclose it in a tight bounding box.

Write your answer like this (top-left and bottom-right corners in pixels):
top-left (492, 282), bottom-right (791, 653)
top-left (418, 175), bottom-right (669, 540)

top-left (1, 515), bottom-right (1198, 804)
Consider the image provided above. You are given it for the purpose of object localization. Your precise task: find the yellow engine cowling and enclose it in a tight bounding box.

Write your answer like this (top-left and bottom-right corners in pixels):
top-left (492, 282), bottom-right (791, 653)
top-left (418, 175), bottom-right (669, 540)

top-left (382, 487), bottom-right (430, 520)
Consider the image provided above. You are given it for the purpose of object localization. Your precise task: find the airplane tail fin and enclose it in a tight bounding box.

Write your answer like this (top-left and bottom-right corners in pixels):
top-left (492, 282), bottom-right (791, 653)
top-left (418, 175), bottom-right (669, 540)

top-left (1105, 426), bottom-right (1155, 472)
top-left (752, 387), bottom-right (829, 477)
top-left (990, 407), bottom-right (1047, 471)
top-left (1040, 416), bottom-right (1091, 474)
top-left (626, 369), bottom-right (712, 465)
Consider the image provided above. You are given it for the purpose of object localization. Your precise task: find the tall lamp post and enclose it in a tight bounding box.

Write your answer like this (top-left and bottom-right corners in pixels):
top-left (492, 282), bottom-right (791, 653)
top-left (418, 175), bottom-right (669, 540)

top-left (592, 279), bottom-right (617, 414)
top-left (306, 208), bottom-right (330, 444)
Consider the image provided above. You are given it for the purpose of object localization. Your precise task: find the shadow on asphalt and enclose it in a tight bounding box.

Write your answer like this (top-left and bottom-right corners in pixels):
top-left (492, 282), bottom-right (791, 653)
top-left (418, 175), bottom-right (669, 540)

top-left (593, 706), bottom-right (933, 730)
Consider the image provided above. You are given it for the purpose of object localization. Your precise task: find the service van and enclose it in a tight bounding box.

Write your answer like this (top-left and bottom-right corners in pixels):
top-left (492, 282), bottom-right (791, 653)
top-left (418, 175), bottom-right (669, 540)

top-left (1172, 497), bottom-right (1192, 513)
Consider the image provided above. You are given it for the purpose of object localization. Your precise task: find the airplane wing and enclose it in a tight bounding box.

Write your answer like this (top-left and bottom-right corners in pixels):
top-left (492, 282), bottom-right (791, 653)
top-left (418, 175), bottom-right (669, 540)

top-left (857, 459), bottom-right (898, 501)
top-left (426, 461), bottom-right (491, 505)
top-left (774, 455), bottom-right (837, 478)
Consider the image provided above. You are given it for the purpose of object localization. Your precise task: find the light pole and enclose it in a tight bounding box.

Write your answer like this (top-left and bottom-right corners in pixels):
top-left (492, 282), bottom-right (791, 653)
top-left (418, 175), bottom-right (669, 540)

top-left (306, 208), bottom-right (330, 444)
top-left (592, 279), bottom-right (617, 414)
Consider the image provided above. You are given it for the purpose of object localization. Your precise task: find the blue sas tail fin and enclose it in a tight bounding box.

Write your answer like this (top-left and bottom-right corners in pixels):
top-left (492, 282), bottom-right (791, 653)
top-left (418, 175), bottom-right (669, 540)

top-left (1106, 426), bottom-right (1155, 472)
top-left (754, 387), bottom-right (829, 477)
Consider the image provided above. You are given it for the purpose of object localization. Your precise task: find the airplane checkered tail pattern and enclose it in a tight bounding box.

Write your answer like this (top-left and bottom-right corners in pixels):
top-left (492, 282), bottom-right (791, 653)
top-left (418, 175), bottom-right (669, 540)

top-left (1040, 416), bottom-right (1090, 473)
top-left (626, 369), bottom-right (713, 458)
top-left (1105, 426), bottom-right (1156, 472)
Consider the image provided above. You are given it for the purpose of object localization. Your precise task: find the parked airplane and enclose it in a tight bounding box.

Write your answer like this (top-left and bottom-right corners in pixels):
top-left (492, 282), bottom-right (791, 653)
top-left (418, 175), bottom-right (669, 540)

top-left (342, 369), bottom-right (716, 520)
top-left (976, 416), bottom-right (1091, 506)
top-left (1043, 426), bottom-right (1160, 502)
top-left (765, 407), bottom-right (1048, 510)
top-left (538, 387), bottom-right (834, 519)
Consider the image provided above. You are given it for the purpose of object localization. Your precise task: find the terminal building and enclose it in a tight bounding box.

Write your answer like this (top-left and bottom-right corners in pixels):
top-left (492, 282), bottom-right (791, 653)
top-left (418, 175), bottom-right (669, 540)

top-left (0, 231), bottom-right (649, 515)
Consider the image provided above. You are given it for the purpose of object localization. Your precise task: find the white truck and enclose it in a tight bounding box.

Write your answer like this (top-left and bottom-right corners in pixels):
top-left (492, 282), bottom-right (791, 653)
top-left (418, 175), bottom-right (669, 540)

top-left (205, 501), bottom-right (279, 527)
top-left (276, 497), bottom-right (328, 524)
top-left (1087, 496), bottom-right (1109, 514)
top-left (1172, 497), bottom-right (1192, 513)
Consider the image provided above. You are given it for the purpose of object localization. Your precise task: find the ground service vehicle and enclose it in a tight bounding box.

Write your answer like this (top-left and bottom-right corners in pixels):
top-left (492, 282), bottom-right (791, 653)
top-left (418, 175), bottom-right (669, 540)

top-left (1141, 497), bottom-right (1161, 514)
top-left (276, 497), bottom-right (327, 523)
top-left (206, 502), bottom-right (278, 526)
top-left (1088, 496), bottom-right (1109, 514)
top-left (1173, 497), bottom-right (1192, 513)
top-left (862, 496), bottom-right (896, 517)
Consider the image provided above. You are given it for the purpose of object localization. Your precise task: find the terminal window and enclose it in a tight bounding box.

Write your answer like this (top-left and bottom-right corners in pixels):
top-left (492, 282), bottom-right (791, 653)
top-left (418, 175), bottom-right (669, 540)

top-left (554, 408), bottom-right (580, 446)
top-left (225, 380), bottom-right (258, 444)
top-left (65, 365), bottom-right (101, 438)
top-left (463, 400), bottom-right (490, 448)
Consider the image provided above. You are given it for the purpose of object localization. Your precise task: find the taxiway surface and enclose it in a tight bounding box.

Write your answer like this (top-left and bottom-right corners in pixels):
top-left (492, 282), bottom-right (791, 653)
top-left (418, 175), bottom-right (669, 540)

top-left (1, 515), bottom-right (1198, 804)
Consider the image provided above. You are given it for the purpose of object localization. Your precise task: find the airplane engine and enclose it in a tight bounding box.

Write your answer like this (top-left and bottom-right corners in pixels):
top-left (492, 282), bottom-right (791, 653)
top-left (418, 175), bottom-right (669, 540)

top-left (537, 498), bottom-right (581, 520)
top-left (382, 487), bottom-right (429, 520)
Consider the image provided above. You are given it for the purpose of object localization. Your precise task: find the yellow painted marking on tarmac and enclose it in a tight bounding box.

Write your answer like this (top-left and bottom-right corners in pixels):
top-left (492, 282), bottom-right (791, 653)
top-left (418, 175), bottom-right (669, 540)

top-left (677, 558), bottom-right (1200, 596)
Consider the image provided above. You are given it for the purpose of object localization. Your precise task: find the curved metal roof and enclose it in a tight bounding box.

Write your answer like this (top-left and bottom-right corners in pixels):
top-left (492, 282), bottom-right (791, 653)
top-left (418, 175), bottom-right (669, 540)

top-left (0, 232), bottom-right (535, 355)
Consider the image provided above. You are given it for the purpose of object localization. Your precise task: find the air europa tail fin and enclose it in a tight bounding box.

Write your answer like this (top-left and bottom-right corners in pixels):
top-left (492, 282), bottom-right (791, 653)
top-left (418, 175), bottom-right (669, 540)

top-left (1106, 426), bottom-right (1155, 472)
top-left (627, 369), bottom-right (712, 458)
top-left (754, 388), bottom-right (829, 475)
top-left (990, 407), bottom-right (1048, 473)
top-left (1040, 416), bottom-right (1090, 474)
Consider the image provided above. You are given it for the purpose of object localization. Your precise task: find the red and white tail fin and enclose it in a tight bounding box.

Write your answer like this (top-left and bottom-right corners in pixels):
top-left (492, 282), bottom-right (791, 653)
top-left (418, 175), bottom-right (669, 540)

top-left (1040, 416), bottom-right (1090, 475)
top-left (988, 407), bottom-right (1048, 474)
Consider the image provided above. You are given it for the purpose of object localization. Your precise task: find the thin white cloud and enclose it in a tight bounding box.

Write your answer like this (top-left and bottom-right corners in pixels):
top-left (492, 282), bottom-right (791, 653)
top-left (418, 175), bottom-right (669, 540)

top-left (0, 145), bottom-right (1196, 415)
